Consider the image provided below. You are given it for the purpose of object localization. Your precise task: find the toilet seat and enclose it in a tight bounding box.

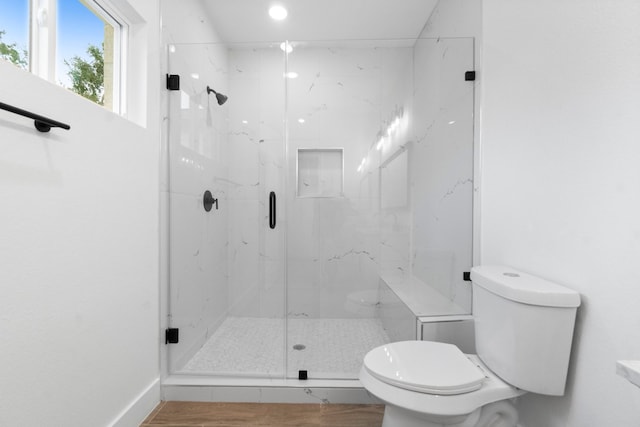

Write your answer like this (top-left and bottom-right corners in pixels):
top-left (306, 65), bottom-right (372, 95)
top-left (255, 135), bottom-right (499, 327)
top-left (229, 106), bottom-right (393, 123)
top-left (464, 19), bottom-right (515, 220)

top-left (364, 341), bottom-right (486, 395)
top-left (360, 353), bottom-right (526, 418)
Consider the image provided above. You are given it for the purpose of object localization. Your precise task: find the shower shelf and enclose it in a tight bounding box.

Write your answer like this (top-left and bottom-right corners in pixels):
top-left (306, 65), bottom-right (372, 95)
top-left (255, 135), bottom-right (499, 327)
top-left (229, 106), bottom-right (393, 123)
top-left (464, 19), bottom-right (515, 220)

top-left (379, 272), bottom-right (466, 318)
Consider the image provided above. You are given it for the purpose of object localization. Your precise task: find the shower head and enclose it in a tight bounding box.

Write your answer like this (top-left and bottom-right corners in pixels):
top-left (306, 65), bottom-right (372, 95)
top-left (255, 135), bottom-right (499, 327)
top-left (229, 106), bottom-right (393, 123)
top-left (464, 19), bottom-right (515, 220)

top-left (207, 86), bottom-right (228, 106)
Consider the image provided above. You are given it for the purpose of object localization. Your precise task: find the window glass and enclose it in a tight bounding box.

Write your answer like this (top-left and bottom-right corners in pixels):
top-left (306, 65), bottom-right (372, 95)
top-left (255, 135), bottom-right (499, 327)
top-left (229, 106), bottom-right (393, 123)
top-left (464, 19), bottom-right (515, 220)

top-left (0, 0), bottom-right (30, 69)
top-left (57, 0), bottom-right (117, 109)
top-left (1, 0), bottom-right (124, 113)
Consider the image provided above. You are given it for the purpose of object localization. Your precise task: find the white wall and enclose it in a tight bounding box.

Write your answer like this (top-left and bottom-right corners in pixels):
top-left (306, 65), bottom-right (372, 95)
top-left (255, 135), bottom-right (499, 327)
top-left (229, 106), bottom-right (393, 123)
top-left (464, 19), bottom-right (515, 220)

top-left (0, 0), bottom-right (161, 423)
top-left (480, 1), bottom-right (640, 425)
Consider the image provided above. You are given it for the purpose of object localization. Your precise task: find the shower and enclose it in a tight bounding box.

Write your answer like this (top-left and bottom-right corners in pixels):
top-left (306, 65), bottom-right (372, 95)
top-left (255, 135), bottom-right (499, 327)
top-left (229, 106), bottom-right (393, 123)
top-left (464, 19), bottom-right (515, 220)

top-left (206, 85), bottom-right (228, 105)
top-left (164, 38), bottom-right (475, 383)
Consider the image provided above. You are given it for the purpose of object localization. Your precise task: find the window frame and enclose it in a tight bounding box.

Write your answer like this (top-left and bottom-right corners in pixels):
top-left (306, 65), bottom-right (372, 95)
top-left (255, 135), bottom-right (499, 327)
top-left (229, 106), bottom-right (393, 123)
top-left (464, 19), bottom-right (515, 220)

top-left (27, 0), bottom-right (128, 114)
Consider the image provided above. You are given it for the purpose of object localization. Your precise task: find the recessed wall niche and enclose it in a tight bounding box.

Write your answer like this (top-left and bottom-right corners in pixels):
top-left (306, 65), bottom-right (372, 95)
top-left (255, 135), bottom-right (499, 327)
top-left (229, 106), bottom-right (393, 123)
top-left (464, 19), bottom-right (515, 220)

top-left (296, 148), bottom-right (344, 198)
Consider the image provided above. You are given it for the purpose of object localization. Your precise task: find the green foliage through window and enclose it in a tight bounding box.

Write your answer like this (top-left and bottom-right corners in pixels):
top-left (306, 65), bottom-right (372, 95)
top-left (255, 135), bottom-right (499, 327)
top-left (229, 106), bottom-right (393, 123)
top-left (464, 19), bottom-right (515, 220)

top-left (1, 27), bottom-right (105, 106)
top-left (0, 30), bottom-right (28, 69)
top-left (64, 43), bottom-right (105, 105)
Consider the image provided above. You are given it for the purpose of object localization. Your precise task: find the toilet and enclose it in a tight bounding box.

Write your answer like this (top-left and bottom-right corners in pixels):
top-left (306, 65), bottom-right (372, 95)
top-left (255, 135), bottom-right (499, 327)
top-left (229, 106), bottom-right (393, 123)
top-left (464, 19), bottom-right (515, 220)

top-left (360, 265), bottom-right (581, 427)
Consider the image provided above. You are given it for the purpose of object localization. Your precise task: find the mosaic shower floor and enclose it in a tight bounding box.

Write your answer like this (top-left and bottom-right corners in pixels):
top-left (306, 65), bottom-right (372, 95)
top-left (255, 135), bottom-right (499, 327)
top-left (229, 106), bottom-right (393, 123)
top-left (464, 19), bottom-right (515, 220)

top-left (181, 317), bottom-right (390, 379)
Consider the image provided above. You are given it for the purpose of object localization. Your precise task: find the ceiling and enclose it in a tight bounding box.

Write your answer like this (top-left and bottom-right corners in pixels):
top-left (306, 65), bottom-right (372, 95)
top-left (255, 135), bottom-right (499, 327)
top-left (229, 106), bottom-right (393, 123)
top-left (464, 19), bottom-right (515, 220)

top-left (201, 0), bottom-right (439, 44)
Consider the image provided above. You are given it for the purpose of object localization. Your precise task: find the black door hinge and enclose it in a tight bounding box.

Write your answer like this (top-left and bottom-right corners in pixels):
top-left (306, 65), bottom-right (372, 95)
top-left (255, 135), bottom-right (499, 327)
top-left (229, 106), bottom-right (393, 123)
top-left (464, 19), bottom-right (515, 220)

top-left (465, 71), bottom-right (476, 81)
top-left (166, 74), bottom-right (180, 90)
top-left (165, 328), bottom-right (179, 344)
top-left (463, 271), bottom-right (472, 282)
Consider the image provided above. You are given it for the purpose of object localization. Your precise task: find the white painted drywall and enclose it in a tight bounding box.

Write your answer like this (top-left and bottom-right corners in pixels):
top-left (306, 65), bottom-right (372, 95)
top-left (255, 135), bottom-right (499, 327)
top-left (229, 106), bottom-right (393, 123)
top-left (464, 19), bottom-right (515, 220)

top-left (0, 1), bottom-right (161, 425)
top-left (480, 1), bottom-right (640, 425)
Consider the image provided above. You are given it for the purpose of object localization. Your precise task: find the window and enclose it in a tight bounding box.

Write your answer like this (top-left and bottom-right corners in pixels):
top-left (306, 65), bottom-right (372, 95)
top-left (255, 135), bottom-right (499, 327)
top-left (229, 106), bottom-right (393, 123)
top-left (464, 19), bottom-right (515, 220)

top-left (0, 0), bottom-right (29, 69)
top-left (0, 0), bottom-right (126, 113)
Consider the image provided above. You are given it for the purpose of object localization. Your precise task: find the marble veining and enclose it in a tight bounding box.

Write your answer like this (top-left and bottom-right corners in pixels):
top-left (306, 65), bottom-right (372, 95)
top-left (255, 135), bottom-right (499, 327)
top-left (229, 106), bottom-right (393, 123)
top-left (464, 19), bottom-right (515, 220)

top-left (441, 178), bottom-right (473, 201)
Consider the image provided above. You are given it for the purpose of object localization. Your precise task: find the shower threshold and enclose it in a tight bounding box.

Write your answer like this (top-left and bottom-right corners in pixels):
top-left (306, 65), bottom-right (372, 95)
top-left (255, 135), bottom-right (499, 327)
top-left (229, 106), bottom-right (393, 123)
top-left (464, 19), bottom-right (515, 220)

top-left (161, 375), bottom-right (378, 404)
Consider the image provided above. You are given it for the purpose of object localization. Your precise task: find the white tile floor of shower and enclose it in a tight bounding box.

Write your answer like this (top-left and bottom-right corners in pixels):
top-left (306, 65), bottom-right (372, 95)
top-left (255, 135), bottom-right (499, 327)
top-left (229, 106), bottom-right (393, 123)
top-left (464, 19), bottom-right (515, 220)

top-left (181, 317), bottom-right (390, 379)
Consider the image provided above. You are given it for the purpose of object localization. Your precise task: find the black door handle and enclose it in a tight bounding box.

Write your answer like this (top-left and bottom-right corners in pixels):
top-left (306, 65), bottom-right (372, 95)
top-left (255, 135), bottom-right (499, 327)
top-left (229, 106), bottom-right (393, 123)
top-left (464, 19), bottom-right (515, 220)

top-left (269, 191), bottom-right (276, 229)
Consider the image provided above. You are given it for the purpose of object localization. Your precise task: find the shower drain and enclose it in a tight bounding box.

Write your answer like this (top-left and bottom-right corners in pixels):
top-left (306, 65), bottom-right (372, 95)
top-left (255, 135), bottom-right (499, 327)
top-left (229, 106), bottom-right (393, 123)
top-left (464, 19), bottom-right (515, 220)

top-left (293, 344), bottom-right (306, 351)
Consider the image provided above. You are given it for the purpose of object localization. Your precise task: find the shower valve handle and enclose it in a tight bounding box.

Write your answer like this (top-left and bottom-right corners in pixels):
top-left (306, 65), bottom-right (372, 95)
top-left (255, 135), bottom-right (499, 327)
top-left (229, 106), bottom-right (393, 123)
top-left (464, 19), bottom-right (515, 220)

top-left (203, 190), bottom-right (218, 212)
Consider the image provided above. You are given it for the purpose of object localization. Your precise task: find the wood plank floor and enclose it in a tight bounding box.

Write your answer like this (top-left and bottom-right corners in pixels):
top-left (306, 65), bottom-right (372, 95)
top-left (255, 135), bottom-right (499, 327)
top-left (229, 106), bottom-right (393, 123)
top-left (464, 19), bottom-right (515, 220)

top-left (141, 401), bottom-right (385, 427)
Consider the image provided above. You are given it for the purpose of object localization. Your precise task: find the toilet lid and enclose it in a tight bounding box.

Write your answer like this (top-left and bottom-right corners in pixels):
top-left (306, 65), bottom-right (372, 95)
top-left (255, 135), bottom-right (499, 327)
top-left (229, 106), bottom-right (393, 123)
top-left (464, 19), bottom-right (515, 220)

top-left (363, 341), bottom-right (486, 395)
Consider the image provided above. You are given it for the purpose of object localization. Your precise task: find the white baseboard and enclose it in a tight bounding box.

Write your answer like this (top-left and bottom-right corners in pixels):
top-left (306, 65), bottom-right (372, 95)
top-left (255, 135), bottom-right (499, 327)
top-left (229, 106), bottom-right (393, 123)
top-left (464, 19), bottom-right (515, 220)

top-left (109, 378), bottom-right (161, 427)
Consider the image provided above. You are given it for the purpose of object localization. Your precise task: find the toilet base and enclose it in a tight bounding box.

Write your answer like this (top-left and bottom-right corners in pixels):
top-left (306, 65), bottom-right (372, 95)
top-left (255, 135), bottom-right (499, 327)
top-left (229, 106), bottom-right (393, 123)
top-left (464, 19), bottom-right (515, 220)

top-left (381, 400), bottom-right (517, 427)
top-left (382, 404), bottom-right (480, 427)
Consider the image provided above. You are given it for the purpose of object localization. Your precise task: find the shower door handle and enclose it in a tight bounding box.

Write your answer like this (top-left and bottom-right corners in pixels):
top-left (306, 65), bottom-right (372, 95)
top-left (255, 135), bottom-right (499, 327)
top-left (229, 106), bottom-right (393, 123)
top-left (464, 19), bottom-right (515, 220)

top-left (269, 191), bottom-right (276, 229)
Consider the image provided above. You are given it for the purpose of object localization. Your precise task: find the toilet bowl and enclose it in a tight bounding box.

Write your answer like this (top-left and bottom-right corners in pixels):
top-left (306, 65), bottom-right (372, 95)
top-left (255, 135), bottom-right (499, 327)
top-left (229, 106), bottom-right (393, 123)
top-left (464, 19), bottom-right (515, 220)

top-left (360, 266), bottom-right (581, 427)
top-left (360, 341), bottom-right (525, 426)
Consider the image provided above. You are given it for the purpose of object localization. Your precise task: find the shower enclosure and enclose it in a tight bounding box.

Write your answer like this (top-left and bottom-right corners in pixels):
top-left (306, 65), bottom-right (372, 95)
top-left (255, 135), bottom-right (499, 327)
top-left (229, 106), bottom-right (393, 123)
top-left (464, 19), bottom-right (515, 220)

top-left (164, 37), bottom-right (474, 381)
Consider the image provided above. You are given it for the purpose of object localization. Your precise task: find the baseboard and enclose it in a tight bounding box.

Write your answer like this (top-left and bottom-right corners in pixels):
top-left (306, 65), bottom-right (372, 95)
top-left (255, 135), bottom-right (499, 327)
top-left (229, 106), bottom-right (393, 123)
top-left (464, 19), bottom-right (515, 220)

top-left (109, 378), bottom-right (161, 427)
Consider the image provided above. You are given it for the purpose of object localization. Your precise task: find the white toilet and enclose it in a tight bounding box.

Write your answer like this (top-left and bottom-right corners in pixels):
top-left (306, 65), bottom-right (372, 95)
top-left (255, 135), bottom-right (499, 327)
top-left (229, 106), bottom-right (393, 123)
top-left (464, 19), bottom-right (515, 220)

top-left (360, 265), bottom-right (581, 427)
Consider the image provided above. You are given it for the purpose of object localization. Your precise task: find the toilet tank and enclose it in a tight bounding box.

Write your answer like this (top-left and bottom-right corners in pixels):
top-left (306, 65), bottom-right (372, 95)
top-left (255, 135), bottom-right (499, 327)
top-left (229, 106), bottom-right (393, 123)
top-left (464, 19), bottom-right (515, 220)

top-left (471, 266), bottom-right (580, 396)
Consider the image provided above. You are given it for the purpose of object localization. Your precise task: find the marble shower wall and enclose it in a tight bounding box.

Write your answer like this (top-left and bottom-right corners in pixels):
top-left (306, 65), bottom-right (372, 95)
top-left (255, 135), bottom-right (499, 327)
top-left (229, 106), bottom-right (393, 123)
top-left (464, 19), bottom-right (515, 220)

top-left (167, 44), bottom-right (231, 371)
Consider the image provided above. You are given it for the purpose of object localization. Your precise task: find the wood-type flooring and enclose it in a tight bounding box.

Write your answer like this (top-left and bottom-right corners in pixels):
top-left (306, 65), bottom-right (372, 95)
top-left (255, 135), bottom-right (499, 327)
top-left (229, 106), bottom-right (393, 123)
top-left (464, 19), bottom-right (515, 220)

top-left (141, 401), bottom-right (385, 427)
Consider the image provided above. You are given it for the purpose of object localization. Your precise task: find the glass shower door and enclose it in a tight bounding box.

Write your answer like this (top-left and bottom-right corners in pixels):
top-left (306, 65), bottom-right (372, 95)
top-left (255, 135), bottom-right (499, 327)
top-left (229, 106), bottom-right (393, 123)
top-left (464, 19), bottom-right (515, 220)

top-left (284, 41), bottom-right (402, 379)
top-left (166, 43), bottom-right (287, 377)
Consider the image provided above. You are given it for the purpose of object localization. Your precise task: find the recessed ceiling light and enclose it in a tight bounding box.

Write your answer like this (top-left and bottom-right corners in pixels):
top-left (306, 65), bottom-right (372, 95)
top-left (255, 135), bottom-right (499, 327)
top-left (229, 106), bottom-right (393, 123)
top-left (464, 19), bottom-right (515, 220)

top-left (269, 5), bottom-right (288, 21)
top-left (285, 71), bottom-right (298, 79)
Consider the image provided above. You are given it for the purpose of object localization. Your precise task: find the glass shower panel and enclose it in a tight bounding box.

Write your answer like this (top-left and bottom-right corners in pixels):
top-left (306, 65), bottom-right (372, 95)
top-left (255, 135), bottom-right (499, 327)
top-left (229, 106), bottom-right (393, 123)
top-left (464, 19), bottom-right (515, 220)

top-left (166, 43), bottom-right (287, 377)
top-left (409, 37), bottom-right (475, 315)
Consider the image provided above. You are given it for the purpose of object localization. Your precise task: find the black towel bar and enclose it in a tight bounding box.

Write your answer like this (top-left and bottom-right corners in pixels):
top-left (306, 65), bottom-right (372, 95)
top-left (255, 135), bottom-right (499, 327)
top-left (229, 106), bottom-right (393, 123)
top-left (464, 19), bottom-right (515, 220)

top-left (0, 101), bottom-right (71, 132)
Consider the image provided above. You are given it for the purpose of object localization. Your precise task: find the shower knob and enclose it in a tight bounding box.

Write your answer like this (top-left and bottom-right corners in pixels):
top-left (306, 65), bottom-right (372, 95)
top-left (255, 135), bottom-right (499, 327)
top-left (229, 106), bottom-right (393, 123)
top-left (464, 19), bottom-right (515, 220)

top-left (203, 190), bottom-right (218, 212)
